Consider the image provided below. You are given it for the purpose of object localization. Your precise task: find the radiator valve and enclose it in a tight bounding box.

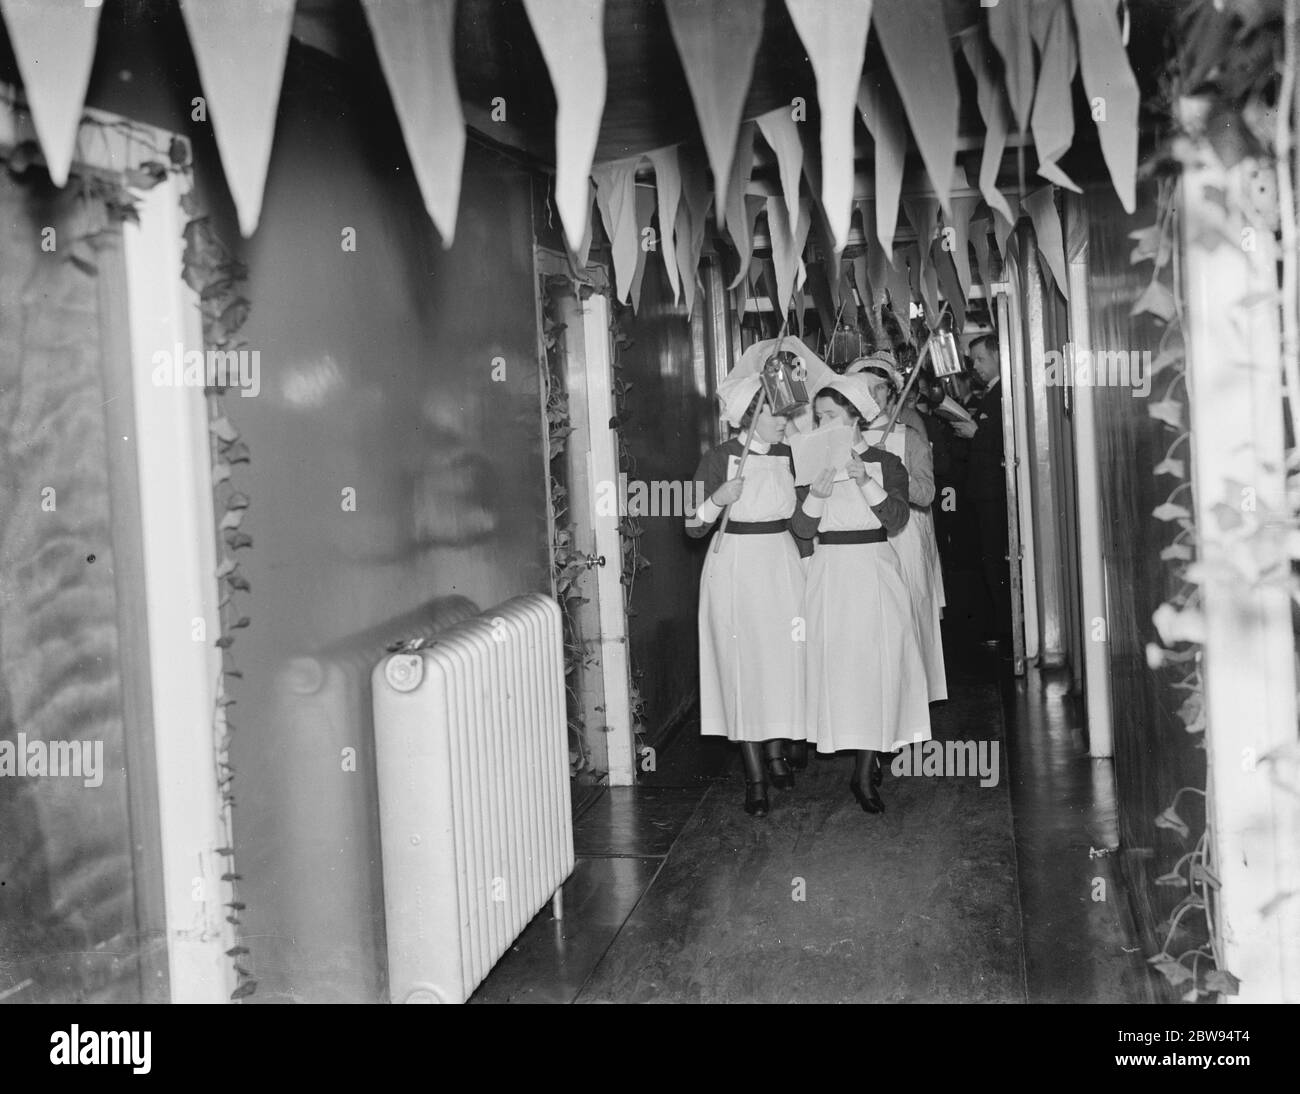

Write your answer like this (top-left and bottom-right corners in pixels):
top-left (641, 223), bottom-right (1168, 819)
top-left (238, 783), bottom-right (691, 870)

top-left (385, 653), bottom-right (424, 692)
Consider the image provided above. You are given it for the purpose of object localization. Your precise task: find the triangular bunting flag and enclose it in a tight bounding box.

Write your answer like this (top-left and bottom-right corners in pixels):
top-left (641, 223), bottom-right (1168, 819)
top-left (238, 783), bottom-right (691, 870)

top-left (857, 75), bottom-right (908, 256)
top-left (575, 178), bottom-right (597, 269)
top-left (663, 0), bottom-right (764, 227)
top-left (881, 240), bottom-right (914, 328)
top-left (767, 195), bottom-right (812, 324)
top-left (0, 0), bottom-right (102, 187)
top-left (903, 197), bottom-right (940, 284)
top-left (987, 0), bottom-right (1035, 135)
top-left (647, 146), bottom-right (683, 303)
top-left (724, 122), bottom-right (758, 288)
top-left (993, 193), bottom-right (1022, 262)
top-left (1071, 0), bottom-right (1139, 213)
top-left (944, 194), bottom-right (980, 303)
top-left (970, 217), bottom-right (996, 292)
top-left (592, 156), bottom-right (642, 304)
top-left (1031, 2), bottom-right (1081, 192)
top-left (755, 106), bottom-right (804, 237)
top-left (675, 147), bottom-right (713, 317)
top-left (784, 0), bottom-right (874, 253)
top-left (958, 28), bottom-right (1015, 225)
top-left (871, 0), bottom-right (959, 212)
top-left (1024, 185), bottom-right (1069, 299)
top-left (728, 194), bottom-right (768, 292)
top-left (521, 0), bottom-right (607, 254)
top-left (933, 237), bottom-right (966, 333)
top-left (181, 0), bottom-right (297, 237)
top-left (629, 178), bottom-right (660, 312)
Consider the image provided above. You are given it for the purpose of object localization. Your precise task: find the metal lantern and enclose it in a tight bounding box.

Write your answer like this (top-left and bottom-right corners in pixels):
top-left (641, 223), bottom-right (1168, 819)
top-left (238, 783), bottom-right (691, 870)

top-left (759, 350), bottom-right (811, 416)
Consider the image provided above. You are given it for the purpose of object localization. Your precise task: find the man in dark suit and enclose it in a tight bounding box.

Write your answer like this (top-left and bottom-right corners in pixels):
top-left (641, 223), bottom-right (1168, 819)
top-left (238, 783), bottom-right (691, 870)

top-left (952, 335), bottom-right (1012, 645)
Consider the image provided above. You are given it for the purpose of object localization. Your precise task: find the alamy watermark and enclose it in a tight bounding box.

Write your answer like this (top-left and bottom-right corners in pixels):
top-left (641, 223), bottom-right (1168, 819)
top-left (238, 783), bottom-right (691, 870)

top-left (594, 474), bottom-right (705, 518)
top-left (891, 738), bottom-right (1000, 787)
top-left (1043, 344), bottom-right (1151, 398)
top-left (0, 733), bottom-right (103, 788)
top-left (152, 343), bottom-right (261, 397)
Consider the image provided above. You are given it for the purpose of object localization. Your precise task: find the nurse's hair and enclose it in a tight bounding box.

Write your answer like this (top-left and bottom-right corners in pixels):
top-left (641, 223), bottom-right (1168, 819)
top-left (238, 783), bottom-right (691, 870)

top-left (856, 366), bottom-right (900, 408)
top-left (814, 387), bottom-right (863, 423)
top-left (737, 389), bottom-right (794, 429)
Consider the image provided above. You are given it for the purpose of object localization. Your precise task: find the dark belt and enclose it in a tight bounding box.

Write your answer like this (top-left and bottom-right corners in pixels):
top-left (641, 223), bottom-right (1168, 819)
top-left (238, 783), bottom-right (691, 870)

top-left (723, 520), bottom-right (790, 535)
top-left (819, 529), bottom-right (887, 545)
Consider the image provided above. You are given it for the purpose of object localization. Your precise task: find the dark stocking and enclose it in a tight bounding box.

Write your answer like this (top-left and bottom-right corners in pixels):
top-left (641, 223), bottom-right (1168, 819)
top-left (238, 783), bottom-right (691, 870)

top-left (740, 741), bottom-right (765, 785)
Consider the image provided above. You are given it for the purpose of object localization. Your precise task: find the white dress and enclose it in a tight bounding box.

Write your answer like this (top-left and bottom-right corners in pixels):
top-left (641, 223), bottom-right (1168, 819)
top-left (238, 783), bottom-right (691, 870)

top-left (864, 425), bottom-right (948, 702)
top-left (691, 438), bottom-right (808, 742)
top-left (803, 442), bottom-right (932, 753)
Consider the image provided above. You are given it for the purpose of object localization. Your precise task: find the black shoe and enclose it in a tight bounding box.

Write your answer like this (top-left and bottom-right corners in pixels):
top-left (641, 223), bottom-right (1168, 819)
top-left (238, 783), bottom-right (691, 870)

top-left (744, 781), bottom-right (770, 817)
top-left (849, 779), bottom-right (885, 814)
top-left (785, 741), bottom-right (809, 773)
top-left (765, 756), bottom-right (795, 790)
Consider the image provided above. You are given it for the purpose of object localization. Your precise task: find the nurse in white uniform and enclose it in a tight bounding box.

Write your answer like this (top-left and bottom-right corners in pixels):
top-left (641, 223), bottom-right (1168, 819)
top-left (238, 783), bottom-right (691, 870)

top-left (800, 375), bottom-right (932, 813)
top-left (686, 372), bottom-right (819, 817)
top-left (848, 356), bottom-right (948, 703)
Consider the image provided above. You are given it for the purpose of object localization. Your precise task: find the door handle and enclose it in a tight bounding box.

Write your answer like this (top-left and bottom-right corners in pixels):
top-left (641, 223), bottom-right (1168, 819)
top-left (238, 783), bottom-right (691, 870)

top-left (582, 553), bottom-right (607, 569)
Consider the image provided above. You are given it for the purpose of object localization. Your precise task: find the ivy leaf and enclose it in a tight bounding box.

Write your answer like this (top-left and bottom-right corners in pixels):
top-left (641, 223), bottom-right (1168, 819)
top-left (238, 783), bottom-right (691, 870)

top-left (1153, 457), bottom-right (1186, 478)
top-left (1155, 806), bottom-right (1191, 840)
top-left (219, 508), bottom-right (245, 531)
top-left (1153, 603), bottom-right (1205, 644)
top-left (230, 981), bottom-right (258, 1000)
top-left (222, 439), bottom-right (251, 465)
top-left (1150, 955), bottom-right (1195, 986)
top-left (1203, 969), bottom-right (1240, 995)
top-left (1150, 343), bottom-right (1184, 374)
top-left (227, 572), bottom-right (251, 592)
top-left (1190, 862), bottom-right (1220, 889)
top-left (229, 616), bottom-right (251, 630)
top-left (1148, 399), bottom-right (1184, 428)
top-left (212, 461), bottom-right (233, 486)
top-left (215, 556), bottom-right (238, 578)
top-left (215, 846), bottom-right (235, 856)
top-left (225, 945), bottom-right (250, 956)
top-left (1160, 543), bottom-right (1193, 561)
top-left (225, 531), bottom-right (254, 550)
top-left (209, 416), bottom-right (239, 443)
top-left (1152, 502), bottom-right (1191, 522)
top-left (1132, 279), bottom-right (1177, 321)
top-left (226, 491), bottom-right (251, 511)
top-left (1154, 868), bottom-right (1189, 887)
top-left (215, 635), bottom-right (234, 649)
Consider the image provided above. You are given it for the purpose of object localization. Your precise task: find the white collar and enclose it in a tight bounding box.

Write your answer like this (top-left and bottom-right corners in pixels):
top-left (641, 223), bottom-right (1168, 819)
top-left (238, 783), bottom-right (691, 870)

top-left (983, 376), bottom-right (1001, 394)
top-left (737, 431), bottom-right (773, 454)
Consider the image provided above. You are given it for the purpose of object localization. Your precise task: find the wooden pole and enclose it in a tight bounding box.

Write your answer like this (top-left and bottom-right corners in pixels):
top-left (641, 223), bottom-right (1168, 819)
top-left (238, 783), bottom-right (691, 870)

top-left (713, 385), bottom-right (767, 553)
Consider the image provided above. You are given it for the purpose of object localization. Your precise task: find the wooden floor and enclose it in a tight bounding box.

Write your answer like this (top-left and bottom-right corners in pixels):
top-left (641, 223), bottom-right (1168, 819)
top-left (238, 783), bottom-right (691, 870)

top-left (471, 633), bottom-right (1151, 1004)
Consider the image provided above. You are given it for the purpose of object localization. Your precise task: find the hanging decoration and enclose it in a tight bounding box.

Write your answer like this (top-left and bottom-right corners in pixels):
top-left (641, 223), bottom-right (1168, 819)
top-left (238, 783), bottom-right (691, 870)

top-left (783, 0), bottom-right (875, 254)
top-left (986, 0), bottom-right (1036, 137)
top-left (857, 76), bottom-right (909, 255)
top-left (945, 194), bottom-right (981, 303)
top-left (663, 0), bottom-right (764, 227)
top-left (1071, 0), bottom-right (1140, 213)
top-left (957, 27), bottom-right (1016, 226)
top-left (756, 106), bottom-right (804, 238)
top-left (0, 0), bottom-right (101, 187)
top-left (592, 155), bottom-right (641, 305)
top-left (1031, 0), bottom-right (1082, 193)
top-left (521, 0), bottom-right (607, 255)
top-left (767, 194), bottom-right (812, 328)
top-left (674, 147), bottom-right (713, 318)
top-left (723, 121), bottom-right (760, 288)
top-left (627, 177), bottom-right (659, 311)
top-left (903, 196), bottom-right (941, 289)
top-left (646, 146), bottom-right (683, 303)
top-left (872, 0), bottom-right (960, 212)
top-left (180, 0), bottom-right (296, 238)
top-left (1024, 185), bottom-right (1069, 298)
top-left (969, 215), bottom-right (996, 292)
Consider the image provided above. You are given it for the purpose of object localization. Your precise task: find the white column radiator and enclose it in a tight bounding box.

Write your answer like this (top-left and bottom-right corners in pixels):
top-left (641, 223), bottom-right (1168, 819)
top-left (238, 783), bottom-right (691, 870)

top-left (371, 593), bottom-right (575, 1004)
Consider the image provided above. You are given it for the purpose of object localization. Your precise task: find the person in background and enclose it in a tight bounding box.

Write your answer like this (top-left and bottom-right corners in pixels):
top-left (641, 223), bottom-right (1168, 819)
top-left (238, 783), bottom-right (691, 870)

top-left (686, 370), bottom-right (819, 817)
top-left (952, 334), bottom-right (1012, 648)
top-left (799, 374), bottom-right (931, 814)
top-left (847, 356), bottom-right (947, 704)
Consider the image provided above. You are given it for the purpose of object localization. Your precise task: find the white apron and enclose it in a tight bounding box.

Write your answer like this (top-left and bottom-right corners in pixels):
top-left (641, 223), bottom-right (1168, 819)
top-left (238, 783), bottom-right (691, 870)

top-left (804, 452), bottom-right (931, 753)
top-left (699, 449), bottom-right (807, 742)
top-left (866, 429), bottom-right (948, 703)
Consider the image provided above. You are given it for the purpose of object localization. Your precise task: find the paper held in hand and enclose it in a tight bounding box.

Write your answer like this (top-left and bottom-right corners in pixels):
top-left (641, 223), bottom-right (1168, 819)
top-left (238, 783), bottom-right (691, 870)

top-left (788, 425), bottom-right (856, 486)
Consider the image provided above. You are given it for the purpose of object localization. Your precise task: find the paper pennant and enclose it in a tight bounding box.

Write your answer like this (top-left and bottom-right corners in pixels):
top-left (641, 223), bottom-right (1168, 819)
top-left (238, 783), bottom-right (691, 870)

top-left (1031, 2), bottom-right (1081, 193)
top-left (664, 0), bottom-right (763, 227)
top-left (784, 0), bottom-right (874, 253)
top-left (881, 240), bottom-right (914, 329)
top-left (592, 156), bottom-right (642, 304)
top-left (179, 0), bottom-right (296, 237)
top-left (521, 0), bottom-right (607, 254)
top-left (872, 0), bottom-right (959, 212)
top-left (944, 195), bottom-right (980, 303)
top-left (575, 178), bottom-right (597, 269)
top-left (729, 194), bottom-right (768, 292)
top-left (987, 0), bottom-right (1035, 135)
top-left (647, 146), bottom-right (683, 303)
top-left (993, 192), bottom-right (1022, 261)
top-left (970, 216), bottom-right (995, 292)
top-left (857, 75), bottom-right (908, 256)
top-left (957, 28), bottom-right (1015, 226)
top-left (1024, 185), bottom-right (1068, 299)
top-left (933, 238), bottom-right (966, 333)
top-left (675, 146), bottom-right (713, 317)
top-left (767, 195), bottom-right (812, 326)
top-left (0, 0), bottom-right (102, 187)
top-left (755, 106), bottom-right (804, 238)
top-left (1071, 0), bottom-right (1139, 213)
top-left (903, 197), bottom-right (940, 285)
top-left (629, 178), bottom-right (659, 312)
top-left (724, 122), bottom-right (758, 289)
